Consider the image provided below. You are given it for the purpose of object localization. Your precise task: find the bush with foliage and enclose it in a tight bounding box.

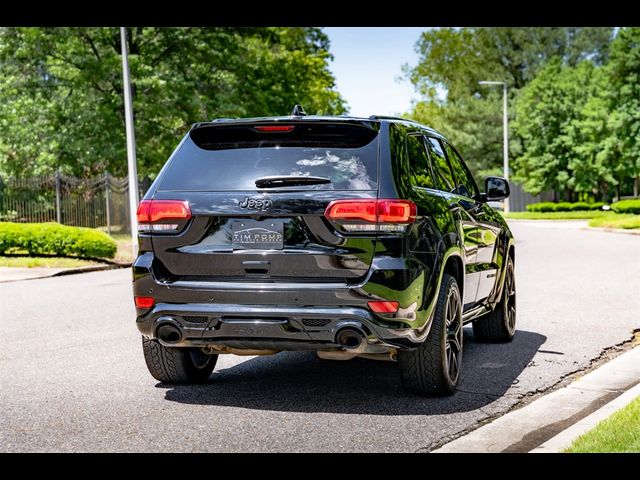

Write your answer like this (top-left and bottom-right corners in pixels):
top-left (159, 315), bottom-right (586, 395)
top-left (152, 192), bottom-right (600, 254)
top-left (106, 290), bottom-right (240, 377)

top-left (569, 202), bottom-right (591, 211)
top-left (527, 201), bottom-right (607, 212)
top-left (552, 202), bottom-right (573, 212)
top-left (0, 222), bottom-right (116, 258)
top-left (611, 199), bottom-right (640, 214)
top-left (527, 202), bottom-right (557, 212)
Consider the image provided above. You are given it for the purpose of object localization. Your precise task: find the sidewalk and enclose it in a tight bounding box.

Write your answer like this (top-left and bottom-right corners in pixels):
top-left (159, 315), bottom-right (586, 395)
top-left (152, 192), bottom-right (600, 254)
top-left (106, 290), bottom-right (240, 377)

top-left (0, 263), bottom-right (129, 283)
top-left (433, 344), bottom-right (640, 453)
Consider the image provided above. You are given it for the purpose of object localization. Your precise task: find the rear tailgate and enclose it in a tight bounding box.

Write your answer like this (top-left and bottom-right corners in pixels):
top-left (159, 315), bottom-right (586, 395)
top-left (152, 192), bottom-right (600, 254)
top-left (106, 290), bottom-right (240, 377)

top-left (147, 120), bottom-right (380, 283)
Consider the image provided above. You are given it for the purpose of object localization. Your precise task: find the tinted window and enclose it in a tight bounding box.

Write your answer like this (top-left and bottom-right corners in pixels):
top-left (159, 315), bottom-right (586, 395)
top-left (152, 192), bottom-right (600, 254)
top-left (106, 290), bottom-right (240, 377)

top-left (426, 137), bottom-right (455, 192)
top-left (406, 134), bottom-right (434, 189)
top-left (444, 142), bottom-right (480, 198)
top-left (158, 124), bottom-right (379, 191)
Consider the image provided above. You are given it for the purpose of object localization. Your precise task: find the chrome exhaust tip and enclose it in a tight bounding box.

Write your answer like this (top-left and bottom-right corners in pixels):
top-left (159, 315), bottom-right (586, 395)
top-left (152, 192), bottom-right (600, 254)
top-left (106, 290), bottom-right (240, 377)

top-left (156, 323), bottom-right (182, 344)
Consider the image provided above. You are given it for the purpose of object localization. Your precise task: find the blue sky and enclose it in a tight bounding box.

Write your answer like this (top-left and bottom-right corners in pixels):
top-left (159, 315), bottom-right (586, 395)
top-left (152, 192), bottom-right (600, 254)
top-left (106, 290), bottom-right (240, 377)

top-left (324, 27), bottom-right (428, 117)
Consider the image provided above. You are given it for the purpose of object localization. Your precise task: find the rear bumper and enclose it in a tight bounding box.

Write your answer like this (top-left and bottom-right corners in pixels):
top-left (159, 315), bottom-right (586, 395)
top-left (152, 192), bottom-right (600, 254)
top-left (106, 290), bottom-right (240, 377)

top-left (136, 303), bottom-right (419, 350)
top-left (133, 252), bottom-right (433, 350)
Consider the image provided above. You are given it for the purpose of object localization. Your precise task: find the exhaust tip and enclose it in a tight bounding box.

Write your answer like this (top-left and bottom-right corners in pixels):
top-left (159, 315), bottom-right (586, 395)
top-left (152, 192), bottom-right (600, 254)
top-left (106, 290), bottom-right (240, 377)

top-left (156, 323), bottom-right (182, 344)
top-left (336, 327), bottom-right (365, 351)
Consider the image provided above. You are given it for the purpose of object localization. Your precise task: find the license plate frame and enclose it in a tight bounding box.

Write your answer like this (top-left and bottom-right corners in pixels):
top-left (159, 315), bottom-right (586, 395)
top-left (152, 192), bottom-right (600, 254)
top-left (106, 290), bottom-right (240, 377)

top-left (231, 220), bottom-right (284, 250)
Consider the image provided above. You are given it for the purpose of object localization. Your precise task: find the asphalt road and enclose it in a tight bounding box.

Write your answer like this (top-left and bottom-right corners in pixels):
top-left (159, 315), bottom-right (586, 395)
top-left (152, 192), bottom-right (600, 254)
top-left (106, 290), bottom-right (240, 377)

top-left (1, 221), bottom-right (639, 452)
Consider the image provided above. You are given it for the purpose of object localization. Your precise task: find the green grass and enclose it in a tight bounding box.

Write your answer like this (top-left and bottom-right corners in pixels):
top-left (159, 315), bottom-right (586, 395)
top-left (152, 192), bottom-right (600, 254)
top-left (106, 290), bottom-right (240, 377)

top-left (504, 210), bottom-right (611, 220)
top-left (0, 256), bottom-right (97, 268)
top-left (95, 228), bottom-right (135, 263)
top-left (109, 233), bottom-right (134, 263)
top-left (588, 213), bottom-right (640, 230)
top-left (565, 396), bottom-right (640, 453)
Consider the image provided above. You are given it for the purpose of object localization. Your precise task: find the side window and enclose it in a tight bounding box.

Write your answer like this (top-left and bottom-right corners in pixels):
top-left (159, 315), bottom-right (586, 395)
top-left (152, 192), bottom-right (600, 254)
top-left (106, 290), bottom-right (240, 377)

top-left (406, 134), bottom-right (434, 189)
top-left (444, 142), bottom-right (480, 199)
top-left (425, 136), bottom-right (455, 192)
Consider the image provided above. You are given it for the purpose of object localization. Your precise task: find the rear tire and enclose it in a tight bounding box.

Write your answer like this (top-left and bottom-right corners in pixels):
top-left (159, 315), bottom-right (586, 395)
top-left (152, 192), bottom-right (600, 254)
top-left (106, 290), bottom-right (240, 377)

top-left (473, 256), bottom-right (516, 343)
top-left (398, 274), bottom-right (463, 396)
top-left (142, 336), bottom-right (218, 383)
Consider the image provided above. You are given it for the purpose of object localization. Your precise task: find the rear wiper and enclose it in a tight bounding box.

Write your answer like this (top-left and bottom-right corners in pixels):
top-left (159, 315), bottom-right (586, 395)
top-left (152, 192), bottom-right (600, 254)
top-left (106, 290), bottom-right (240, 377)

top-left (255, 175), bottom-right (331, 188)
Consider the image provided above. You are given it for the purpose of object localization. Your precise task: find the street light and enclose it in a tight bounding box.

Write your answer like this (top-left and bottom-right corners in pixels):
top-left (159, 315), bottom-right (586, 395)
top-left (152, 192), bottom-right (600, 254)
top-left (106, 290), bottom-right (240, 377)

top-left (120, 27), bottom-right (140, 257)
top-left (479, 80), bottom-right (510, 213)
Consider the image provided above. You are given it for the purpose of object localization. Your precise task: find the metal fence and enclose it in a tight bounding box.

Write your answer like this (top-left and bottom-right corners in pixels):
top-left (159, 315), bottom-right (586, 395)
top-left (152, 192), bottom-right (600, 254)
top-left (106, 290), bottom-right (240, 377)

top-left (0, 173), bottom-right (152, 234)
top-left (509, 182), bottom-right (554, 212)
top-left (0, 173), bottom-right (552, 227)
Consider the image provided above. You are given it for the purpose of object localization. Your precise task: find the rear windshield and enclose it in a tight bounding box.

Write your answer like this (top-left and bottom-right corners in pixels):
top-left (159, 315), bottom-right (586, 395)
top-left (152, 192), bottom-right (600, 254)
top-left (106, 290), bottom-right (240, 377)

top-left (157, 123), bottom-right (379, 191)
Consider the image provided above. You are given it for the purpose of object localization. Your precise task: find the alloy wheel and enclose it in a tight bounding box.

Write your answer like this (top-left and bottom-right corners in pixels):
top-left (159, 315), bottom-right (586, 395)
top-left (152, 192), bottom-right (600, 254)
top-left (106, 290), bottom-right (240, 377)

top-left (504, 262), bottom-right (516, 334)
top-left (445, 286), bottom-right (463, 383)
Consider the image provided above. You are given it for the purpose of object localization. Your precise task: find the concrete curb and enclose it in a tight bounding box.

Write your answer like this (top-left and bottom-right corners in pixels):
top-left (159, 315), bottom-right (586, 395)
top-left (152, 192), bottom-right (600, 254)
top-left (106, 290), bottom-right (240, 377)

top-left (432, 344), bottom-right (640, 453)
top-left (52, 263), bottom-right (131, 277)
top-left (530, 382), bottom-right (640, 453)
top-left (505, 218), bottom-right (640, 235)
top-left (584, 226), bottom-right (640, 236)
top-left (0, 262), bottom-right (130, 283)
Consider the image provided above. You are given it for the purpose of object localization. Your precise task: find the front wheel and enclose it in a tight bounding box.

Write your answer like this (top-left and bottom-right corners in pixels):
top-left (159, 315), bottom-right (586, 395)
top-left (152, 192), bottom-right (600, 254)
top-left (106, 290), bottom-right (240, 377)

top-left (142, 336), bottom-right (218, 383)
top-left (398, 274), bottom-right (463, 396)
top-left (473, 256), bottom-right (516, 343)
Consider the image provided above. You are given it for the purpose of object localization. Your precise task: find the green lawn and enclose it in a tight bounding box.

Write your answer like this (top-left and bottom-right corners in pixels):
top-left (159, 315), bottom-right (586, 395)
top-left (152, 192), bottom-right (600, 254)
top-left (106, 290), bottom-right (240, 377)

top-left (108, 233), bottom-right (135, 263)
top-left (565, 396), bottom-right (640, 453)
top-left (588, 213), bottom-right (640, 229)
top-left (0, 256), bottom-right (97, 268)
top-left (504, 211), bottom-right (610, 220)
top-left (94, 230), bottom-right (135, 263)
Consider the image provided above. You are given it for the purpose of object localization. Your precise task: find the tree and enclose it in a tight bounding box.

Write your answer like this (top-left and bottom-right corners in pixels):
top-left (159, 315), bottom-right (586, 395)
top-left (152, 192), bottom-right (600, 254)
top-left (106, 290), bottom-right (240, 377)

top-left (606, 28), bottom-right (640, 197)
top-left (0, 27), bottom-right (346, 178)
top-left (404, 28), bottom-right (613, 178)
top-left (513, 60), bottom-right (614, 200)
top-left (513, 28), bottom-right (640, 201)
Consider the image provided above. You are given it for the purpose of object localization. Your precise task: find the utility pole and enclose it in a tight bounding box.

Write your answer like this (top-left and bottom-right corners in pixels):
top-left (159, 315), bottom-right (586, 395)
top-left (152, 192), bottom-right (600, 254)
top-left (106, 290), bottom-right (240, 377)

top-left (120, 27), bottom-right (139, 257)
top-left (479, 80), bottom-right (510, 213)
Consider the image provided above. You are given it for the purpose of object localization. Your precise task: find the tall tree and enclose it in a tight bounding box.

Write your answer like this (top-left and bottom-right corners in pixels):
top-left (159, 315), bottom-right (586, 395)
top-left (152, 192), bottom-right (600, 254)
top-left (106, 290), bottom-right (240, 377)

top-left (0, 27), bottom-right (346, 177)
top-left (514, 28), bottom-right (640, 201)
top-left (405, 27), bottom-right (613, 179)
top-left (513, 60), bottom-right (614, 200)
top-left (605, 27), bottom-right (640, 197)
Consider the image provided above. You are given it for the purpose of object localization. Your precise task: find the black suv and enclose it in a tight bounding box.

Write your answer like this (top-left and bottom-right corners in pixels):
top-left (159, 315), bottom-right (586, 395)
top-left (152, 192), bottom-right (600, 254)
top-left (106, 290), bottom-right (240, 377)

top-left (133, 108), bottom-right (516, 396)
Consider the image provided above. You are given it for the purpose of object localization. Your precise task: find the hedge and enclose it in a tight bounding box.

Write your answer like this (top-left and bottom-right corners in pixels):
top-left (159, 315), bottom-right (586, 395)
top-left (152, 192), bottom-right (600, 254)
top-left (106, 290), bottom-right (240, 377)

top-left (568, 202), bottom-right (591, 211)
top-left (553, 202), bottom-right (573, 212)
top-left (0, 222), bottom-right (116, 259)
top-left (526, 202), bottom-right (556, 212)
top-left (527, 201), bottom-right (607, 213)
top-left (611, 199), bottom-right (640, 215)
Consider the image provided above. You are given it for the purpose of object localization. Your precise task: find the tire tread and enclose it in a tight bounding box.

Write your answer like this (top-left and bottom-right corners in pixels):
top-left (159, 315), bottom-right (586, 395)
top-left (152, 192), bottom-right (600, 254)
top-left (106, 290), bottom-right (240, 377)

top-left (398, 274), bottom-right (459, 396)
top-left (142, 336), bottom-right (216, 383)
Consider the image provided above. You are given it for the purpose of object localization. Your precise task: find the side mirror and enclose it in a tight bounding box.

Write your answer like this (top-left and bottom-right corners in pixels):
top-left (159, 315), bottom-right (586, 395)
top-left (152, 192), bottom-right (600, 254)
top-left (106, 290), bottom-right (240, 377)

top-left (485, 176), bottom-right (510, 201)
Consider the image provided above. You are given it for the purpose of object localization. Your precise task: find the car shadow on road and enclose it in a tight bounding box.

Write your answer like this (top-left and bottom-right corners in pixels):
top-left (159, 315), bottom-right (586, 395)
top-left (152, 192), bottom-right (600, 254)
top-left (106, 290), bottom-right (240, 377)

top-left (159, 329), bottom-right (546, 415)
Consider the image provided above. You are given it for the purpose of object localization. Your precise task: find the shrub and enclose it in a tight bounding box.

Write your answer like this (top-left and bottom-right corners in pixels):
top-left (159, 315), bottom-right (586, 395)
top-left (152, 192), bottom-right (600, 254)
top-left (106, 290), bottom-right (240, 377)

top-left (0, 222), bottom-right (116, 259)
top-left (527, 201), bottom-right (609, 212)
top-left (527, 202), bottom-right (557, 212)
top-left (569, 202), bottom-right (591, 211)
top-left (553, 202), bottom-right (573, 212)
top-left (611, 199), bottom-right (640, 215)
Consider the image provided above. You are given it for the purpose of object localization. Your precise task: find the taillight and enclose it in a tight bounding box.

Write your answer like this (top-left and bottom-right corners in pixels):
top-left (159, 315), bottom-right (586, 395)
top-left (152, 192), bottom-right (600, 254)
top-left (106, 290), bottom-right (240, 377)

top-left (134, 296), bottom-right (155, 309)
top-left (136, 200), bottom-right (191, 233)
top-left (324, 199), bottom-right (417, 233)
top-left (368, 301), bottom-right (399, 313)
